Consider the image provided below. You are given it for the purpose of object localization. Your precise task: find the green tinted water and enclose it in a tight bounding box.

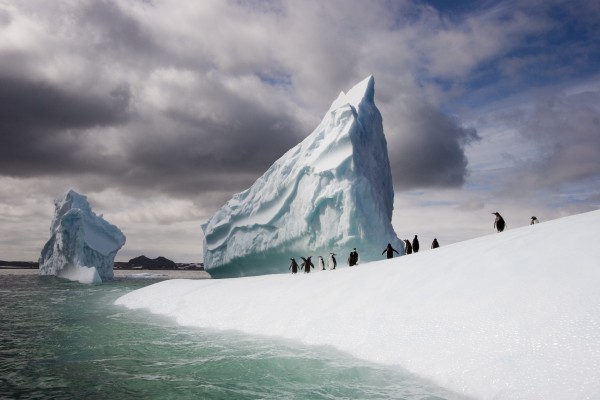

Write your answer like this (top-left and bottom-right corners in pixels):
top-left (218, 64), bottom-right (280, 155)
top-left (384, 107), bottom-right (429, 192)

top-left (0, 275), bottom-right (462, 399)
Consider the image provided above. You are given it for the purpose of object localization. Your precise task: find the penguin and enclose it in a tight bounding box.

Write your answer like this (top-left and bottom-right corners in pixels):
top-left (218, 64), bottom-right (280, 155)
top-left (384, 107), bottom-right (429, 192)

top-left (493, 212), bottom-right (506, 232)
top-left (289, 258), bottom-right (298, 274)
top-left (412, 235), bottom-right (420, 253)
top-left (381, 243), bottom-right (399, 259)
top-left (431, 238), bottom-right (439, 249)
top-left (318, 256), bottom-right (326, 271)
top-left (530, 216), bottom-right (539, 225)
top-left (348, 248), bottom-right (359, 266)
top-left (328, 253), bottom-right (337, 270)
top-left (404, 239), bottom-right (412, 254)
top-left (301, 256), bottom-right (314, 273)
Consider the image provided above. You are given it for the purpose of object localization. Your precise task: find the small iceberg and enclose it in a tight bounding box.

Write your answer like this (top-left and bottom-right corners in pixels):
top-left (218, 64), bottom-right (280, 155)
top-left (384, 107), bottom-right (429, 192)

top-left (39, 190), bottom-right (126, 284)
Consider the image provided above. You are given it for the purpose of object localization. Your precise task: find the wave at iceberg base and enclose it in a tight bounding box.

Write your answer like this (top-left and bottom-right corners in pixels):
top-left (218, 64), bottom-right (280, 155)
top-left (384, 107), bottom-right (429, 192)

top-left (118, 209), bottom-right (600, 399)
top-left (39, 190), bottom-right (126, 284)
top-left (56, 264), bottom-right (102, 284)
top-left (202, 76), bottom-right (402, 278)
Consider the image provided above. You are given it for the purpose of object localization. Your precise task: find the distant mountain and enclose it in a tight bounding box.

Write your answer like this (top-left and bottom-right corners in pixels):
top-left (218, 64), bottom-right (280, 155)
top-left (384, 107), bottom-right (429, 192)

top-left (0, 260), bottom-right (38, 268)
top-left (127, 255), bottom-right (178, 270)
top-left (1, 257), bottom-right (203, 271)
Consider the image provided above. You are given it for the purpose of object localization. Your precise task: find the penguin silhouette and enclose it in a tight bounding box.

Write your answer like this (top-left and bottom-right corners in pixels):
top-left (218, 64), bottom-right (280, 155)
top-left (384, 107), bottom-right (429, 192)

top-left (381, 243), bottom-right (399, 259)
top-left (431, 238), bottom-right (439, 249)
top-left (404, 239), bottom-right (412, 254)
top-left (289, 258), bottom-right (298, 274)
top-left (301, 256), bottom-right (314, 273)
top-left (493, 212), bottom-right (506, 232)
top-left (412, 235), bottom-right (420, 253)
top-left (348, 248), bottom-right (359, 266)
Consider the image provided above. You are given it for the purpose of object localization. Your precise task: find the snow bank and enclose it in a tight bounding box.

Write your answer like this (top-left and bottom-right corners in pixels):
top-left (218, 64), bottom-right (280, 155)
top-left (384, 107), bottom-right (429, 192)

top-left (116, 210), bottom-right (600, 399)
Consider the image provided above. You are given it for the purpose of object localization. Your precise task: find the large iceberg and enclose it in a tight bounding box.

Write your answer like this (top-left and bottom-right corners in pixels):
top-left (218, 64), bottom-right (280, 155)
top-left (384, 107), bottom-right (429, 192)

top-left (202, 76), bottom-right (403, 278)
top-left (39, 190), bottom-right (126, 283)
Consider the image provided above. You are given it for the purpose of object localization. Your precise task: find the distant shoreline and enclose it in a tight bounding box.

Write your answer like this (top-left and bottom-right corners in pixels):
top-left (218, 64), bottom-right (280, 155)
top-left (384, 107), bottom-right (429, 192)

top-left (0, 261), bottom-right (204, 272)
top-left (0, 267), bottom-right (211, 279)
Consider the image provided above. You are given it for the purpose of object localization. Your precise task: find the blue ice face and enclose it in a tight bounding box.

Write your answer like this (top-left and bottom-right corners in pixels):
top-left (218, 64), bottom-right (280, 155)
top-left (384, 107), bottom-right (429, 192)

top-left (202, 77), bottom-right (402, 278)
top-left (39, 190), bottom-right (126, 283)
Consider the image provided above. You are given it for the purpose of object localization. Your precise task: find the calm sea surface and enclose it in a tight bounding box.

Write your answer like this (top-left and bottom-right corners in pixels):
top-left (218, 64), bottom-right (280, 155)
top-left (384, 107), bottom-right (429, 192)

top-left (0, 273), bottom-right (462, 400)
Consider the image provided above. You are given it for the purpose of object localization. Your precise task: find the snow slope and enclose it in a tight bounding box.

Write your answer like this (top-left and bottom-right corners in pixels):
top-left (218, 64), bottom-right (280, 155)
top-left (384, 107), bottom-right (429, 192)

top-left (116, 210), bottom-right (600, 399)
top-left (202, 76), bottom-right (402, 278)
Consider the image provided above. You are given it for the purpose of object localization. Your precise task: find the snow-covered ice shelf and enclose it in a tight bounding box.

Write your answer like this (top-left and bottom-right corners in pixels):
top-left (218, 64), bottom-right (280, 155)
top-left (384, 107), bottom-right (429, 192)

top-left (117, 209), bottom-right (600, 399)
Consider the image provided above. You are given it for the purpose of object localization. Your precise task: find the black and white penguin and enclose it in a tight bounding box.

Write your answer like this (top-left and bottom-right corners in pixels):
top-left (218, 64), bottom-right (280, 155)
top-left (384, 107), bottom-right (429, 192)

top-left (289, 258), bottom-right (298, 274)
top-left (301, 256), bottom-right (314, 273)
top-left (493, 212), bottom-right (506, 232)
top-left (328, 253), bottom-right (337, 270)
top-left (318, 256), bottom-right (326, 271)
top-left (530, 216), bottom-right (539, 225)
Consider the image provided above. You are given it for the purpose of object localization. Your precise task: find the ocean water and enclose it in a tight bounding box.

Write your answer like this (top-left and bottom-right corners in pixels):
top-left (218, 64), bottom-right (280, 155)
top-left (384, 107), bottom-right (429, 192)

top-left (0, 274), bottom-right (462, 400)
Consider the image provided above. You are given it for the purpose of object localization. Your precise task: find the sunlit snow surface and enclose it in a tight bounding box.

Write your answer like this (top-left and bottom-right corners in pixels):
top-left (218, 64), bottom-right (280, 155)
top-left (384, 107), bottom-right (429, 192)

top-left (118, 210), bottom-right (600, 399)
top-left (202, 76), bottom-right (402, 277)
top-left (39, 190), bottom-right (126, 283)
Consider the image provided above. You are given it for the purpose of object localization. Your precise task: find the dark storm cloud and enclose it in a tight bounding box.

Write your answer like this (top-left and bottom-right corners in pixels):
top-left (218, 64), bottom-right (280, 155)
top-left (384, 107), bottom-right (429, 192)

top-left (0, 75), bottom-right (129, 130)
top-left (122, 95), bottom-right (306, 196)
top-left (388, 101), bottom-right (480, 190)
top-left (0, 74), bottom-right (130, 176)
top-left (0, 72), bottom-right (306, 198)
top-left (2, 0), bottom-right (586, 203)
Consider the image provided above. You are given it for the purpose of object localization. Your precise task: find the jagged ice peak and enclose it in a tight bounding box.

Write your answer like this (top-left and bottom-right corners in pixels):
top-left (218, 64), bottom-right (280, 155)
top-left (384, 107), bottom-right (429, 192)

top-left (39, 190), bottom-right (126, 283)
top-left (202, 76), bottom-right (402, 278)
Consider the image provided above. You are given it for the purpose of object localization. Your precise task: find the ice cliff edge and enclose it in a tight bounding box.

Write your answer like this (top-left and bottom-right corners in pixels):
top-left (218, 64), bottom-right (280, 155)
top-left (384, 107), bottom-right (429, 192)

top-left (39, 190), bottom-right (126, 283)
top-left (202, 76), bottom-right (402, 278)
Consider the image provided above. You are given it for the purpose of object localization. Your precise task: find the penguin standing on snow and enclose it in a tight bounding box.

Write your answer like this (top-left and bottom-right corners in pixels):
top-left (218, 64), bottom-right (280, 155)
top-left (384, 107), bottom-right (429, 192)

top-left (348, 248), bottom-right (359, 266)
top-left (318, 256), bottom-right (326, 271)
top-left (328, 253), bottom-right (337, 270)
top-left (289, 258), bottom-right (298, 274)
top-left (301, 256), bottom-right (314, 273)
top-left (530, 216), bottom-right (539, 225)
top-left (404, 240), bottom-right (412, 254)
top-left (412, 235), bottom-right (420, 253)
top-left (381, 243), bottom-right (400, 259)
top-left (493, 212), bottom-right (506, 232)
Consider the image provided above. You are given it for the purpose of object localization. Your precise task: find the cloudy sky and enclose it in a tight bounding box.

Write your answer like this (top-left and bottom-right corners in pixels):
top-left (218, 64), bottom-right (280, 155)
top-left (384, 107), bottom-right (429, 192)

top-left (1, 0), bottom-right (599, 262)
